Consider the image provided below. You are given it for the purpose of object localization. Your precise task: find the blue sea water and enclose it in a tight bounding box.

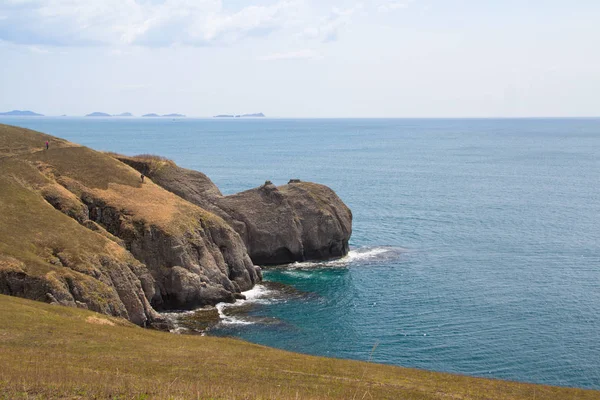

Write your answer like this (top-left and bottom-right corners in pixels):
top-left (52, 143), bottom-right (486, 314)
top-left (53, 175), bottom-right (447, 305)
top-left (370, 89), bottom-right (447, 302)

top-left (3, 117), bottom-right (600, 389)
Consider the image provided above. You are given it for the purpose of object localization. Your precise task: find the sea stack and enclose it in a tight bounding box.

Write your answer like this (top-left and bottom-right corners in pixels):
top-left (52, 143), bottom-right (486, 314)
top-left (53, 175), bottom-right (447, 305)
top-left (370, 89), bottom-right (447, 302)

top-left (116, 156), bottom-right (353, 265)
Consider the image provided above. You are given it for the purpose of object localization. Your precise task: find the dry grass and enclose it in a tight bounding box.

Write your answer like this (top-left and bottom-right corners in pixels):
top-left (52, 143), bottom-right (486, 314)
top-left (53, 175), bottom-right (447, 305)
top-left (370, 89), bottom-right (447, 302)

top-left (132, 154), bottom-right (174, 163)
top-left (0, 124), bottom-right (222, 237)
top-left (1, 295), bottom-right (598, 400)
top-left (0, 124), bottom-right (76, 158)
top-left (86, 315), bottom-right (116, 326)
top-left (0, 161), bottom-right (134, 275)
top-left (22, 146), bottom-right (141, 190)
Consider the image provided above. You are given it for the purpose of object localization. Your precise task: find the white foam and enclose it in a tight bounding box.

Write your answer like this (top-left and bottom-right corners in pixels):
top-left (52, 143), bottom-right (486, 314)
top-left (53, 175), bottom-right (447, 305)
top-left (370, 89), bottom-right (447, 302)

top-left (214, 283), bottom-right (274, 325)
top-left (284, 247), bottom-right (395, 269)
top-left (335, 247), bottom-right (392, 263)
top-left (281, 270), bottom-right (314, 278)
top-left (241, 283), bottom-right (272, 300)
top-left (215, 302), bottom-right (254, 325)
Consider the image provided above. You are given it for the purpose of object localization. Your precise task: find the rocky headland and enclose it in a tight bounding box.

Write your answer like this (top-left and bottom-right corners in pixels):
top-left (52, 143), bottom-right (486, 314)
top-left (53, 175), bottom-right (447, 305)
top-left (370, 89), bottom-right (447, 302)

top-left (0, 124), bottom-right (351, 328)
top-left (117, 156), bottom-right (352, 265)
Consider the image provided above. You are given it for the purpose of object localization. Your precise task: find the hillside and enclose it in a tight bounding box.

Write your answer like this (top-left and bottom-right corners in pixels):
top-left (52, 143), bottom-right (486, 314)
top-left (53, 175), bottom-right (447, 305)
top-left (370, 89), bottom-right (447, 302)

top-left (1, 294), bottom-right (597, 400)
top-left (0, 124), bottom-right (260, 326)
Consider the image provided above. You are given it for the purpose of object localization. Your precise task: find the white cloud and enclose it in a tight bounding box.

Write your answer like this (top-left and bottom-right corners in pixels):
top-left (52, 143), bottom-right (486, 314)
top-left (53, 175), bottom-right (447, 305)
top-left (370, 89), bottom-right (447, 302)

top-left (378, 0), bottom-right (415, 12)
top-left (0, 0), bottom-right (304, 47)
top-left (26, 44), bottom-right (50, 53)
top-left (302, 5), bottom-right (361, 42)
top-left (258, 49), bottom-right (322, 61)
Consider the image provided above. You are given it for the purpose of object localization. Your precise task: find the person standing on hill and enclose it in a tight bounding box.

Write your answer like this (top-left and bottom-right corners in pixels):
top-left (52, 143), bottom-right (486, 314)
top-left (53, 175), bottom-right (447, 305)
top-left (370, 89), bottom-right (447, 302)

top-left (45, 140), bottom-right (49, 150)
top-left (140, 173), bottom-right (145, 183)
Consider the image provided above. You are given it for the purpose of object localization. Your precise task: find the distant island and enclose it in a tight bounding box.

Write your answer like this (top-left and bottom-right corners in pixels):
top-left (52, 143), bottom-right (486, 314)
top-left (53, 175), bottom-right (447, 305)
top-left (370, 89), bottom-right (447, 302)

top-left (214, 113), bottom-right (265, 118)
top-left (86, 112), bottom-right (111, 117)
top-left (0, 110), bottom-right (44, 117)
top-left (142, 113), bottom-right (185, 118)
top-left (114, 112), bottom-right (133, 117)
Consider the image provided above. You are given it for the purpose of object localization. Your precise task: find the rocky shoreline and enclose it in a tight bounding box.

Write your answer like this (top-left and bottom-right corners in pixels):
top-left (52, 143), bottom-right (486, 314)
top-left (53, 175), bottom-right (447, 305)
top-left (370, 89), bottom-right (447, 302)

top-left (0, 124), bottom-right (352, 328)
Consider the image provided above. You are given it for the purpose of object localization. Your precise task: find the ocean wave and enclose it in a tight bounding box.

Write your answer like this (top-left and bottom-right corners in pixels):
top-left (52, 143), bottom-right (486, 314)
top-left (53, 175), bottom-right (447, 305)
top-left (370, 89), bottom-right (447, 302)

top-left (215, 284), bottom-right (276, 325)
top-left (282, 246), bottom-right (404, 269)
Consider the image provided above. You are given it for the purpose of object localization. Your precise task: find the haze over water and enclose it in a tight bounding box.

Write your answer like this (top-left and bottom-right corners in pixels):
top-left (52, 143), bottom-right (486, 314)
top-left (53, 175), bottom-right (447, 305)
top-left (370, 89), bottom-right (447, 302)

top-left (3, 117), bottom-right (599, 389)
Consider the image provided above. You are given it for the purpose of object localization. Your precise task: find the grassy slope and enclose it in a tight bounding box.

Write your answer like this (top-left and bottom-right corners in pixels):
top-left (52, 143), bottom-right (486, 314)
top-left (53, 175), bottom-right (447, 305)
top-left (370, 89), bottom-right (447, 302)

top-left (0, 157), bottom-right (137, 308)
top-left (0, 124), bottom-right (222, 280)
top-left (0, 125), bottom-right (74, 157)
top-left (1, 297), bottom-right (598, 400)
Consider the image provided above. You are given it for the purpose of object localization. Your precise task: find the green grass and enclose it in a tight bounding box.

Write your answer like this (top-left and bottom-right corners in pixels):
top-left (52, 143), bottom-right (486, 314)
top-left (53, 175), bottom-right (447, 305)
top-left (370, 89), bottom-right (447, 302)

top-left (0, 294), bottom-right (598, 400)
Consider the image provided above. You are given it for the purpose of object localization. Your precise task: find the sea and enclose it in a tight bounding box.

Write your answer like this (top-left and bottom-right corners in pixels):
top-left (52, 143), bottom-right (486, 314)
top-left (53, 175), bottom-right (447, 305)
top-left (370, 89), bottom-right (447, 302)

top-left (2, 117), bottom-right (599, 389)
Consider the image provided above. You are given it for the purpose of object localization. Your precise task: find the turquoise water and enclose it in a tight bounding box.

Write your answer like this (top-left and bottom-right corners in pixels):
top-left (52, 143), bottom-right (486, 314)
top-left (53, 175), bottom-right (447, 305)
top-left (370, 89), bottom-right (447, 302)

top-left (3, 117), bottom-right (600, 389)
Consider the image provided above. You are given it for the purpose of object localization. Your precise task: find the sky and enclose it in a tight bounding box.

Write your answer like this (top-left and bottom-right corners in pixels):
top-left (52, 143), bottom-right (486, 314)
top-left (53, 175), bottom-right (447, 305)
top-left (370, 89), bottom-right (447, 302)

top-left (0, 0), bottom-right (599, 118)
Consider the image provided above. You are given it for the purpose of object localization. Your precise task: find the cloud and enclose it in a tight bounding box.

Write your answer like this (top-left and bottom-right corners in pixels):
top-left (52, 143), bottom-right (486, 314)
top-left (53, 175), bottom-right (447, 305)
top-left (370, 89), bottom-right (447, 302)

top-left (258, 49), bottom-right (322, 61)
top-left (378, 0), bottom-right (415, 12)
top-left (0, 0), bottom-right (304, 47)
top-left (26, 44), bottom-right (50, 53)
top-left (302, 5), bottom-right (361, 42)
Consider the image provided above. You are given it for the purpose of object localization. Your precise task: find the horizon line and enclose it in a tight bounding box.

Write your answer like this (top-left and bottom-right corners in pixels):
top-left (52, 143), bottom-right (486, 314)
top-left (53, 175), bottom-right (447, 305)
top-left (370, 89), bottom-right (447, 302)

top-left (1, 115), bottom-right (600, 120)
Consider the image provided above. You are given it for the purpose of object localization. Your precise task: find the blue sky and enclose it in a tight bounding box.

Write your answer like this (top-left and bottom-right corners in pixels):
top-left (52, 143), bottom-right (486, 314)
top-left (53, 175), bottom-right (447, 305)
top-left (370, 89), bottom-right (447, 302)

top-left (0, 0), bottom-right (598, 117)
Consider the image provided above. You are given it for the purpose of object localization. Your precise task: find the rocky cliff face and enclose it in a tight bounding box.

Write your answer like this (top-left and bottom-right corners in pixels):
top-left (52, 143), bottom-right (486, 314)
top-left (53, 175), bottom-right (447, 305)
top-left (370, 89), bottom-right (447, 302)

top-left (0, 124), bottom-right (351, 327)
top-left (117, 157), bottom-right (352, 265)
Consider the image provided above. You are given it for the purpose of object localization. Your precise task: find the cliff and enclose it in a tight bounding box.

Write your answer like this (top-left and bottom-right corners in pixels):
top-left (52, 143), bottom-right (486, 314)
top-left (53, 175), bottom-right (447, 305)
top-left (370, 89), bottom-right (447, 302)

top-left (115, 157), bottom-right (352, 265)
top-left (0, 124), bottom-right (351, 325)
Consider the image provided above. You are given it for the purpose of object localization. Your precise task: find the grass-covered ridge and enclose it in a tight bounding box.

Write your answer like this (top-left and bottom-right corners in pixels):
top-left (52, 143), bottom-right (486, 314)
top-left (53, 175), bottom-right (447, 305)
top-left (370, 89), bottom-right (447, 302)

top-left (1, 294), bottom-right (597, 400)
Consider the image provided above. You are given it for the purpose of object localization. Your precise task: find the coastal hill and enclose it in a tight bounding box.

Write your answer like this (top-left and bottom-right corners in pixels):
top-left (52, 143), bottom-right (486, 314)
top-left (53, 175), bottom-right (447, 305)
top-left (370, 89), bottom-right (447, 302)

top-left (0, 110), bottom-right (44, 116)
top-left (114, 112), bottom-right (133, 117)
top-left (142, 113), bottom-right (160, 117)
top-left (1, 294), bottom-right (597, 399)
top-left (0, 123), bottom-right (349, 326)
